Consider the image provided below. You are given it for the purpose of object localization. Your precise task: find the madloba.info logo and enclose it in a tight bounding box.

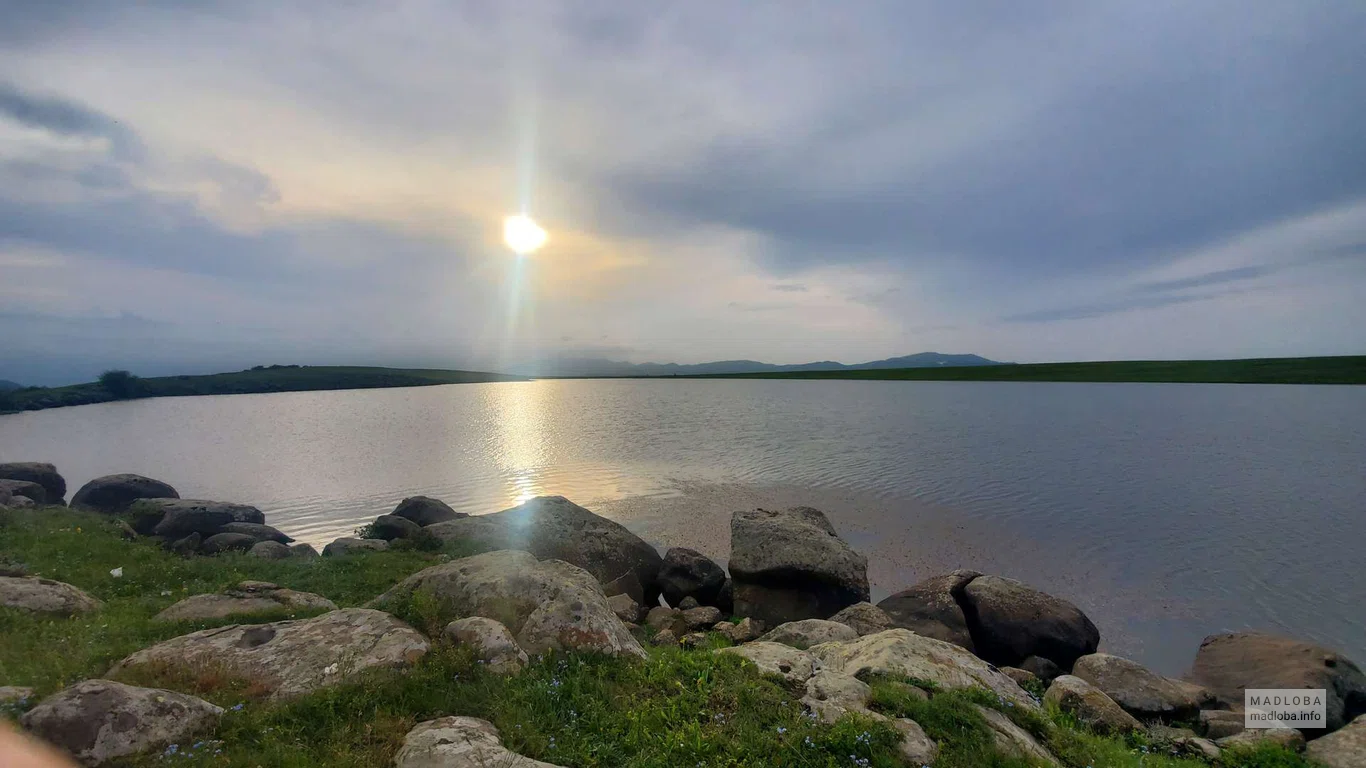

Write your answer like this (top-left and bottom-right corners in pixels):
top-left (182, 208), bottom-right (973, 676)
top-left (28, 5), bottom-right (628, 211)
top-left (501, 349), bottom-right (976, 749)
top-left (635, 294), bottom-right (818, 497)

top-left (1245, 689), bottom-right (1326, 728)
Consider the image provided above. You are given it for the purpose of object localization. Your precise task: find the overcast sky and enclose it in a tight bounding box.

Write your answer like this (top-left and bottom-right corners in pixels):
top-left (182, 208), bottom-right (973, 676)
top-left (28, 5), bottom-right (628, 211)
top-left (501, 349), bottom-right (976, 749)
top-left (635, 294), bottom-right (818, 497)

top-left (2, 1), bottom-right (1364, 384)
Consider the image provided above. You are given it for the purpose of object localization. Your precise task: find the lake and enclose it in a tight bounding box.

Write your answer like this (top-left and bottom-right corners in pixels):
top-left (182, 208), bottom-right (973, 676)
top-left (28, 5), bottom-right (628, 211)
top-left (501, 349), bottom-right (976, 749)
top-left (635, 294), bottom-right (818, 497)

top-left (2, 378), bottom-right (1362, 675)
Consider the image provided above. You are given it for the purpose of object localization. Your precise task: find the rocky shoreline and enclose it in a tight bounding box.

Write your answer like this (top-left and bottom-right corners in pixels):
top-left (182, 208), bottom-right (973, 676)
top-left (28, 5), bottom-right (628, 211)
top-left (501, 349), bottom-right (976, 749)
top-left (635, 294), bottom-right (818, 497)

top-left (1, 460), bottom-right (1363, 767)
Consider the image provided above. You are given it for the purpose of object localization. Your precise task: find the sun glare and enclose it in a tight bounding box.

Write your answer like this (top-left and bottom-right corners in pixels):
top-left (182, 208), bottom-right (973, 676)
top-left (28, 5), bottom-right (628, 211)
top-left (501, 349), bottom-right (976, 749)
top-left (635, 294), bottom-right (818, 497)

top-left (504, 215), bottom-right (547, 255)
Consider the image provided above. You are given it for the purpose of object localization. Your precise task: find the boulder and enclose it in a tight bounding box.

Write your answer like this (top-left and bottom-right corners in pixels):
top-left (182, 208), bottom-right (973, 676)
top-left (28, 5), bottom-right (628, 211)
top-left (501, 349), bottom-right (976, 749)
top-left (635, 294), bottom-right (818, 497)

top-left (70, 474), bottom-right (178, 514)
top-left (1307, 714), bottom-right (1366, 768)
top-left (681, 606), bottom-right (723, 631)
top-left (153, 582), bottom-right (336, 622)
top-left (20, 680), bottom-right (221, 766)
top-left (658, 547), bottom-right (727, 608)
top-left (975, 705), bottom-right (1060, 765)
top-left (290, 543), bottom-right (320, 558)
top-left (0, 462), bottom-right (65, 503)
top-left (1019, 655), bottom-right (1063, 685)
top-left (802, 670), bottom-right (873, 722)
top-left (876, 570), bottom-right (980, 652)
top-left (1073, 653), bottom-right (1202, 721)
top-left (651, 629), bottom-right (678, 647)
top-left (960, 575), bottom-right (1100, 669)
top-left (200, 532), bottom-right (257, 554)
top-left (6, 494), bottom-right (34, 508)
top-left (426, 496), bottom-right (664, 604)
top-left (715, 641), bottom-right (816, 683)
top-left (679, 596), bottom-right (700, 610)
top-left (139, 499), bottom-right (265, 539)
top-left (443, 617), bottom-right (529, 674)
top-left (645, 606), bottom-right (687, 636)
top-left (112, 608), bottom-right (428, 699)
top-left (892, 718), bottom-right (939, 765)
top-left (394, 717), bottom-right (564, 768)
top-left (728, 507), bottom-right (869, 626)
top-left (1190, 632), bottom-right (1366, 733)
top-left (370, 549), bottom-right (644, 659)
top-left (323, 537), bottom-right (389, 556)
top-left (1216, 727), bottom-right (1306, 751)
top-left (249, 541), bottom-right (292, 559)
top-left (1200, 709), bottom-right (1245, 739)
top-left (714, 617), bottom-right (764, 644)
top-left (679, 631), bottom-right (709, 648)
top-left (218, 522), bottom-right (293, 544)
top-left (807, 628), bottom-right (1037, 709)
top-left (0, 576), bottom-right (101, 616)
top-left (1002, 667), bottom-right (1041, 689)
top-left (0, 478), bottom-right (46, 504)
top-left (606, 593), bottom-right (643, 624)
top-left (371, 514), bottom-right (423, 541)
top-left (759, 619), bottom-right (859, 650)
top-left (829, 602), bottom-right (896, 636)
top-left (716, 578), bottom-right (734, 614)
top-left (1044, 675), bottom-right (1143, 735)
top-left (168, 533), bottom-right (202, 557)
top-left (391, 495), bottom-right (465, 527)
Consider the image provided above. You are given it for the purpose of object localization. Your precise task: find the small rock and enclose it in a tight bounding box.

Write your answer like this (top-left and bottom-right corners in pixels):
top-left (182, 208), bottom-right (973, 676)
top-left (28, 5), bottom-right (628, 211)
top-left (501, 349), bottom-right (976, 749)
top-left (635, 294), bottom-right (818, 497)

top-left (892, 718), bottom-right (939, 765)
top-left (20, 680), bottom-right (221, 766)
top-left (153, 583), bottom-right (336, 622)
top-left (802, 671), bottom-right (872, 716)
top-left (0, 576), bottom-right (101, 616)
top-left (323, 537), bottom-right (389, 556)
top-left (680, 631), bottom-right (709, 648)
top-left (759, 619), bottom-right (859, 650)
top-left (1307, 714), bottom-right (1366, 768)
top-left (1002, 666), bottom-right (1041, 688)
top-left (606, 593), bottom-right (643, 624)
top-left (645, 606), bottom-right (686, 635)
top-left (371, 514), bottom-right (423, 541)
top-left (168, 532), bottom-right (202, 557)
top-left (249, 540), bottom-right (293, 559)
top-left (1019, 655), bottom-right (1064, 685)
top-left (1216, 727), bottom-right (1306, 751)
top-left (289, 543), bottom-right (320, 558)
top-left (975, 705), bottom-right (1060, 765)
top-left (658, 547), bottom-right (727, 608)
top-left (1044, 675), bottom-right (1142, 735)
top-left (713, 617), bottom-right (764, 644)
top-left (1200, 709), bottom-right (1246, 739)
top-left (394, 716), bottom-right (565, 767)
top-left (678, 596), bottom-right (700, 610)
top-left (1073, 652), bottom-right (1203, 721)
top-left (681, 605), bottom-right (723, 630)
top-left (651, 628), bottom-right (678, 647)
top-left (1175, 736), bottom-right (1222, 760)
top-left (829, 602), bottom-right (896, 636)
top-left (391, 495), bottom-right (465, 527)
top-left (715, 641), bottom-right (815, 683)
top-left (200, 532), bottom-right (258, 554)
top-left (443, 617), bottom-right (528, 674)
top-left (70, 474), bottom-right (178, 514)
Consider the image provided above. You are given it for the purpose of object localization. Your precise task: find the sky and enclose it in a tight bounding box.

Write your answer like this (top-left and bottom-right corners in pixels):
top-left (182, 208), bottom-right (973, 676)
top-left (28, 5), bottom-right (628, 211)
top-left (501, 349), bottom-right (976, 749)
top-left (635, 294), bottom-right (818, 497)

top-left (1, 1), bottom-right (1364, 384)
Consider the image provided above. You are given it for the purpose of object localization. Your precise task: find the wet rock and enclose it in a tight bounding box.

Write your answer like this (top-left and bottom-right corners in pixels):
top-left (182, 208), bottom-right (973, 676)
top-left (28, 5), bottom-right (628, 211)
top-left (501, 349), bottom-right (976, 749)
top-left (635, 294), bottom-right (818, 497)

top-left (0, 478), bottom-right (46, 504)
top-left (681, 605), bottom-right (723, 630)
top-left (0, 463), bottom-right (65, 503)
top-left (218, 522), bottom-right (293, 544)
top-left (1044, 675), bottom-right (1143, 735)
top-left (876, 570), bottom-right (981, 652)
top-left (975, 705), bottom-right (1060, 765)
top-left (960, 575), bottom-right (1100, 669)
top-left (140, 499), bottom-right (265, 539)
top-left (322, 537), bottom-right (389, 556)
top-left (426, 496), bottom-right (664, 604)
top-left (21, 680), bottom-right (222, 766)
top-left (112, 608), bottom-right (429, 700)
top-left (606, 593), bottom-right (643, 624)
top-left (658, 547), bottom-right (727, 608)
top-left (716, 641), bottom-right (816, 683)
top-left (200, 532), bottom-right (257, 554)
top-left (1307, 714), bottom-right (1366, 768)
top-left (153, 582), bottom-right (336, 622)
top-left (394, 716), bottom-right (565, 767)
top-left (0, 576), bottom-right (101, 616)
top-left (249, 540), bottom-right (292, 559)
top-left (391, 495), bottom-right (465, 527)
top-left (70, 474), bottom-right (179, 515)
top-left (443, 617), bottom-right (528, 674)
top-left (759, 619), bottom-right (859, 650)
top-left (729, 506), bottom-right (869, 626)
top-left (371, 514), bottom-right (423, 541)
top-left (370, 549), bottom-right (644, 658)
top-left (714, 617), bottom-right (764, 644)
top-left (1190, 632), bottom-right (1366, 733)
top-left (829, 602), bottom-right (896, 636)
top-left (1073, 653), bottom-right (1202, 721)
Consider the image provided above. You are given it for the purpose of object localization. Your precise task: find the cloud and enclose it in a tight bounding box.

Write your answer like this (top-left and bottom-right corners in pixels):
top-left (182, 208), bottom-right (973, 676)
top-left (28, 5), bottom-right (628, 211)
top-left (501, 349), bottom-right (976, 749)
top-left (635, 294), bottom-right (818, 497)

top-left (771, 283), bottom-right (807, 293)
top-left (0, 81), bottom-right (144, 159)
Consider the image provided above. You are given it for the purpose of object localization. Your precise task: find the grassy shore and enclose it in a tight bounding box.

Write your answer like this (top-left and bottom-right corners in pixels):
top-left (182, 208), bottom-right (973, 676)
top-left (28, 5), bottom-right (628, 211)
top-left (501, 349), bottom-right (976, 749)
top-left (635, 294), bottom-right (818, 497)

top-left (0, 366), bottom-right (528, 414)
top-left (0, 507), bottom-right (1319, 767)
top-left (677, 356), bottom-right (1366, 385)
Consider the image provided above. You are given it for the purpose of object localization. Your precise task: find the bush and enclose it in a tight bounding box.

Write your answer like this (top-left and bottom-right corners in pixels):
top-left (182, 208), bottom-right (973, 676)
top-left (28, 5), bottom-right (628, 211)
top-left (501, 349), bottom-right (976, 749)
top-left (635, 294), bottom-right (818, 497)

top-left (98, 369), bottom-right (143, 399)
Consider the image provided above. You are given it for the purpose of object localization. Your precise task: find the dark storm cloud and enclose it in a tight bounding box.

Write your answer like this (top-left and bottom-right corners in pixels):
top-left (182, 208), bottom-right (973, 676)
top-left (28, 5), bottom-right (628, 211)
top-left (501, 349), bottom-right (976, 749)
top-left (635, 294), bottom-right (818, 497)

top-left (0, 81), bottom-right (144, 159)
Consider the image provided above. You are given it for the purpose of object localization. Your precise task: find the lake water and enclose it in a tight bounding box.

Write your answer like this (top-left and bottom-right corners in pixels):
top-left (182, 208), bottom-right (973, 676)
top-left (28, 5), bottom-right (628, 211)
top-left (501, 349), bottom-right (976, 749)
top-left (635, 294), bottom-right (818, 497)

top-left (2, 379), bottom-right (1363, 675)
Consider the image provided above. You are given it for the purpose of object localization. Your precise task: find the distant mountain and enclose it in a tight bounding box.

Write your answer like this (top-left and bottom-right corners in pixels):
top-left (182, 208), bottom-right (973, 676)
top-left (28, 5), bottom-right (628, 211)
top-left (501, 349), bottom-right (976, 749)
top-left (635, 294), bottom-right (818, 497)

top-left (513, 353), bottom-right (1006, 377)
top-left (0, 380), bottom-right (23, 392)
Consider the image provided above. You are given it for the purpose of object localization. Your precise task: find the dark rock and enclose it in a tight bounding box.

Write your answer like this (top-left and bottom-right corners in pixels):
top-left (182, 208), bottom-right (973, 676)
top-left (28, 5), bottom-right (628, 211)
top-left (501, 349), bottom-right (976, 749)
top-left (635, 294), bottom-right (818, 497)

top-left (678, 596), bottom-right (700, 610)
top-left (601, 569), bottom-right (646, 605)
top-left (168, 533), bottom-right (202, 557)
top-left (371, 514), bottom-right (423, 541)
top-left (219, 522), bottom-right (293, 544)
top-left (682, 606), bottom-right (723, 630)
top-left (1019, 655), bottom-right (1064, 686)
top-left (1190, 632), bottom-right (1366, 733)
top-left (140, 499), bottom-right (265, 539)
top-left (716, 578), bottom-right (734, 614)
top-left (70, 474), bottom-right (178, 514)
top-left (391, 495), bottom-right (465, 526)
top-left (876, 570), bottom-right (981, 652)
top-left (0, 478), bottom-right (46, 504)
top-left (201, 532), bottom-right (258, 554)
top-left (659, 547), bottom-right (727, 608)
top-left (323, 537), bottom-right (389, 556)
top-left (426, 496), bottom-right (664, 604)
top-left (1073, 653), bottom-right (1203, 721)
top-left (0, 462), bottom-right (65, 503)
top-left (960, 575), bottom-right (1099, 669)
top-left (728, 507), bottom-right (869, 626)
top-left (289, 543), bottom-right (320, 558)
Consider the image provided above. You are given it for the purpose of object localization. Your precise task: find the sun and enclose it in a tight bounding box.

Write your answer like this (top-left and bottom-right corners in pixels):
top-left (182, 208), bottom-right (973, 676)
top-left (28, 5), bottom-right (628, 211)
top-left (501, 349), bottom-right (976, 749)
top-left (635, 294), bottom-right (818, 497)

top-left (504, 215), bottom-right (547, 255)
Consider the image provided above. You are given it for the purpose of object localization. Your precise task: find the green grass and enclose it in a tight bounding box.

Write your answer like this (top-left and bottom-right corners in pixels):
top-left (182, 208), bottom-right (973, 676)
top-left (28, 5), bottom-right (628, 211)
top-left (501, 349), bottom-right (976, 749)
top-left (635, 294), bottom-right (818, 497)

top-left (683, 356), bottom-right (1366, 385)
top-left (0, 508), bottom-right (1328, 767)
top-left (0, 365), bottom-right (528, 414)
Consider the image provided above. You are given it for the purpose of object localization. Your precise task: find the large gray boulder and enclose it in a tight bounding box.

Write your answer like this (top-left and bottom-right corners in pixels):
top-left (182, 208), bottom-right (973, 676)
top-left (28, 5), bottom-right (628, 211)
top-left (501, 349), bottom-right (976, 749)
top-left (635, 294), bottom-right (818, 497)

top-left (218, 522), bottom-right (293, 543)
top-left (391, 495), bottom-right (466, 527)
top-left (658, 547), bottom-right (727, 608)
top-left (1190, 632), bottom-right (1366, 733)
top-left (1044, 675), bottom-right (1143, 735)
top-left (371, 549), bottom-right (645, 659)
top-left (759, 619), bottom-right (859, 650)
top-left (70, 474), bottom-right (178, 514)
top-left (200, 532), bottom-right (258, 554)
top-left (21, 680), bottom-right (221, 766)
top-left (829, 602), bottom-right (896, 636)
top-left (111, 608), bottom-right (429, 700)
top-left (137, 499), bottom-right (265, 539)
top-left (153, 581), bottom-right (336, 622)
top-left (426, 496), bottom-right (663, 604)
top-left (960, 575), bottom-right (1100, 669)
top-left (394, 717), bottom-right (565, 768)
top-left (1308, 714), bottom-right (1366, 768)
top-left (0, 576), bottom-right (101, 616)
top-left (876, 570), bottom-right (981, 652)
top-left (371, 514), bottom-right (423, 541)
top-left (0, 478), bottom-right (47, 504)
top-left (728, 507), bottom-right (869, 626)
top-left (1073, 653), bottom-right (1203, 721)
top-left (0, 462), bottom-right (65, 504)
